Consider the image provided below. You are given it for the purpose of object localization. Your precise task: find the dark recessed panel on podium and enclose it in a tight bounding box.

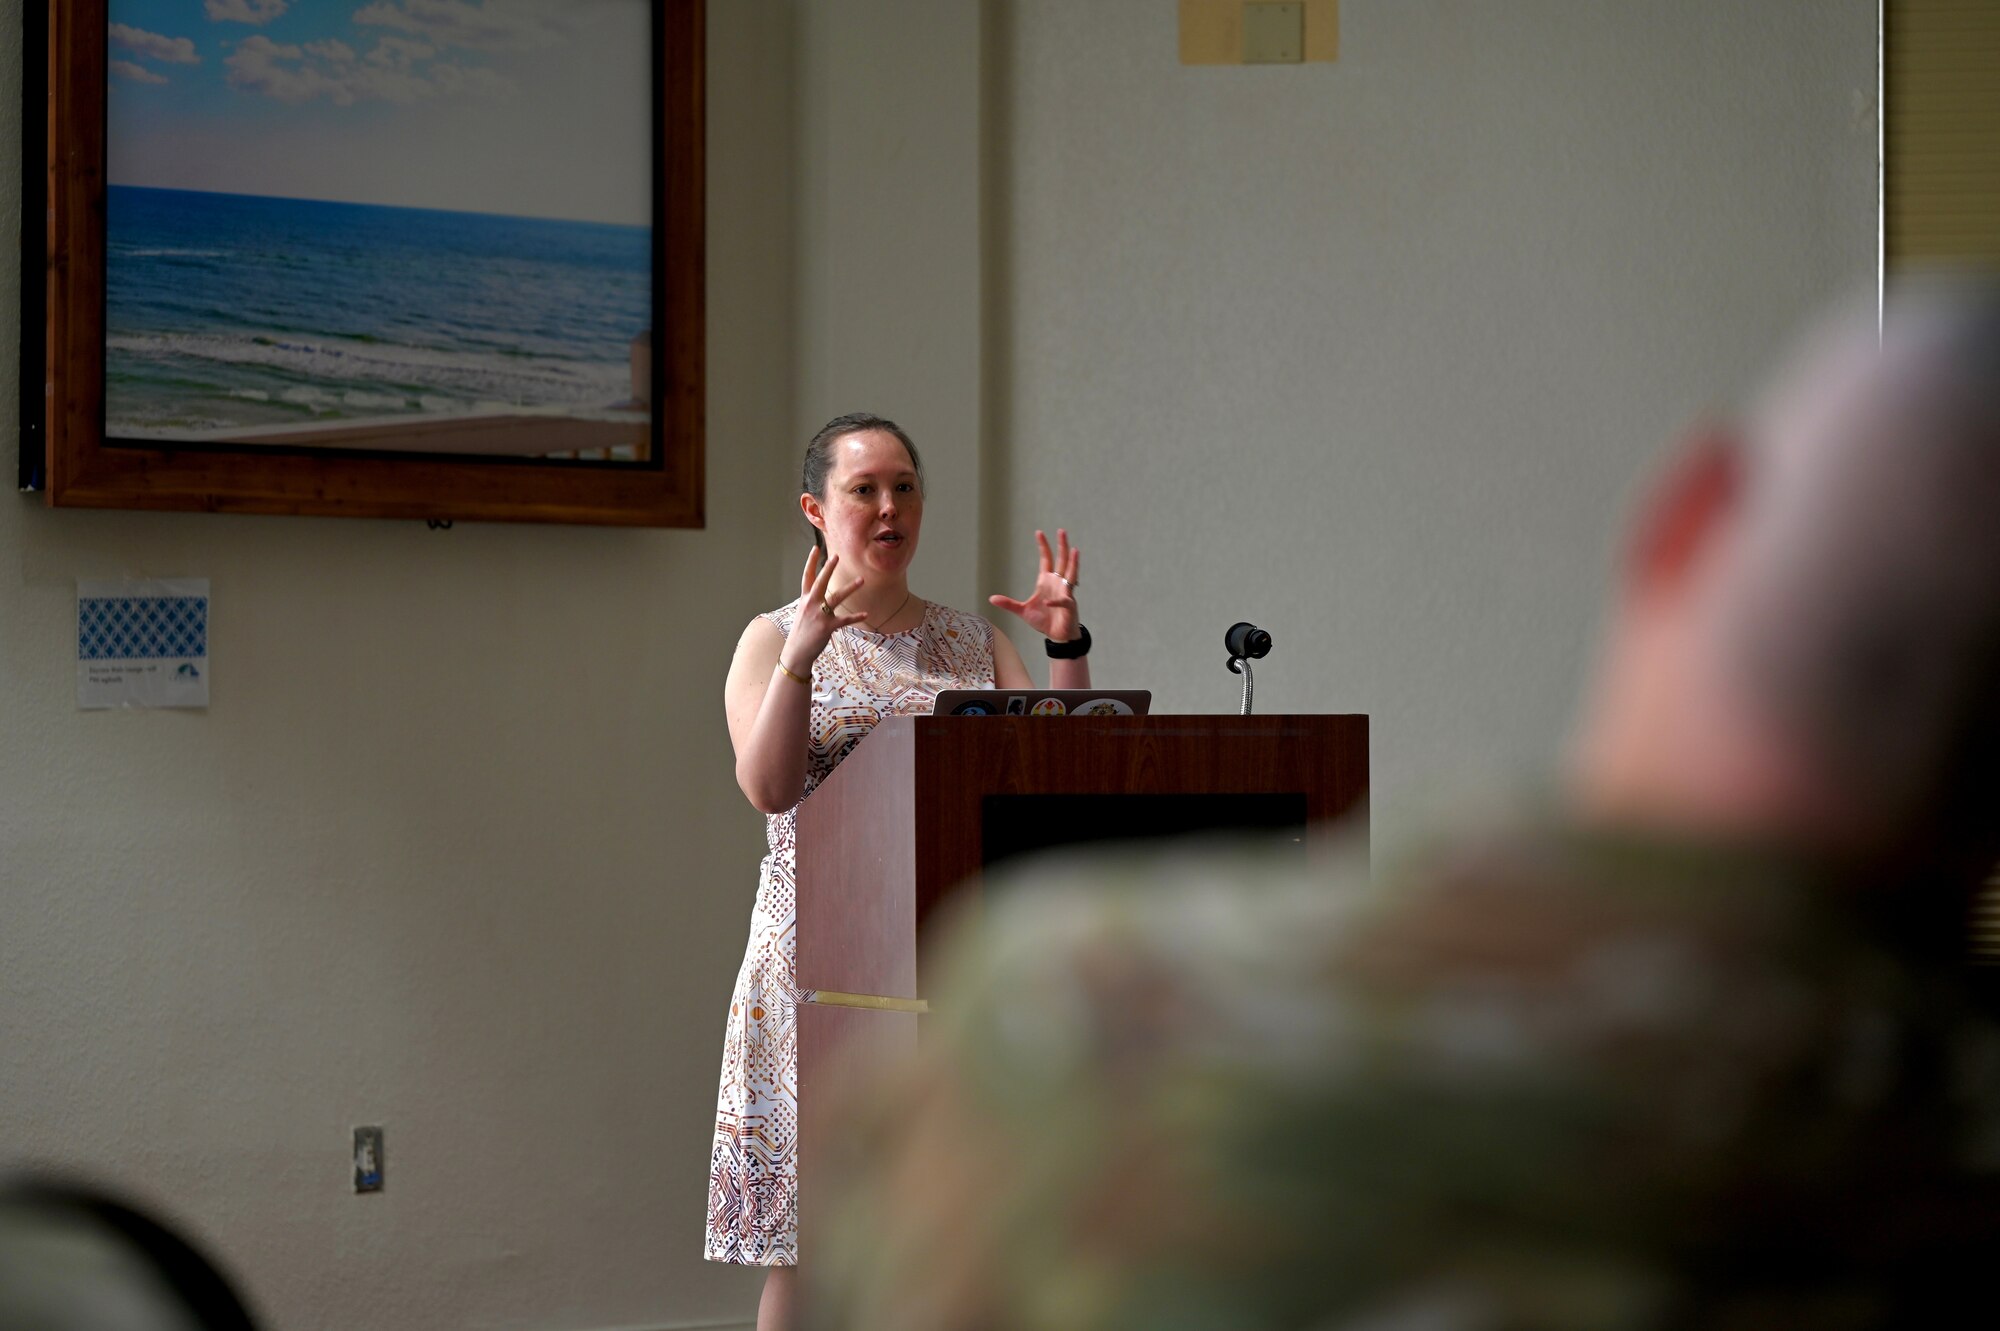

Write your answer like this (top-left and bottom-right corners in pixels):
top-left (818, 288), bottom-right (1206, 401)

top-left (795, 714), bottom-right (1367, 999)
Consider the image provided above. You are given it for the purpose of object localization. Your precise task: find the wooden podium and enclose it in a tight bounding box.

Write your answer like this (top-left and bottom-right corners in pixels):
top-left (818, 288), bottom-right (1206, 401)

top-left (792, 713), bottom-right (1367, 1251)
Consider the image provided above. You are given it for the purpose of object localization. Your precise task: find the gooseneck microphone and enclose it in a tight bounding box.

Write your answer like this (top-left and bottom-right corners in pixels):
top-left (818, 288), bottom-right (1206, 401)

top-left (1224, 622), bottom-right (1272, 715)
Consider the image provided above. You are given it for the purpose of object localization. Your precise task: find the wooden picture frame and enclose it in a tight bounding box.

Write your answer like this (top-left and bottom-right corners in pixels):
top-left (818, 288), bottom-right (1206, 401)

top-left (21, 0), bottom-right (704, 527)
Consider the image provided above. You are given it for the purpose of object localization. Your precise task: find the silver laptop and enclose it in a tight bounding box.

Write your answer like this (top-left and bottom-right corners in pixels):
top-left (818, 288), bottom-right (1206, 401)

top-left (930, 688), bottom-right (1152, 717)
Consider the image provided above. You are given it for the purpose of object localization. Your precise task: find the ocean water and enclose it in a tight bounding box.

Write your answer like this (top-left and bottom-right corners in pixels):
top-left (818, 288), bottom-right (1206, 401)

top-left (105, 186), bottom-right (650, 440)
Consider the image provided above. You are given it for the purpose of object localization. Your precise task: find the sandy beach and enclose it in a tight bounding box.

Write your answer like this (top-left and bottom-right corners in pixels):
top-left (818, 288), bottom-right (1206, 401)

top-left (174, 409), bottom-right (650, 461)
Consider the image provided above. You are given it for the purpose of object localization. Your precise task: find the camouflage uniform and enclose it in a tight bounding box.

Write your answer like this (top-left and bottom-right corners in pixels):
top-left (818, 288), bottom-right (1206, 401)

top-left (808, 825), bottom-right (2000, 1331)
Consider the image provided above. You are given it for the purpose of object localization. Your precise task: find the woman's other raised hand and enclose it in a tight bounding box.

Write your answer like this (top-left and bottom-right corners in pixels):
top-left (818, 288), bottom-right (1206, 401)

top-left (989, 528), bottom-right (1081, 643)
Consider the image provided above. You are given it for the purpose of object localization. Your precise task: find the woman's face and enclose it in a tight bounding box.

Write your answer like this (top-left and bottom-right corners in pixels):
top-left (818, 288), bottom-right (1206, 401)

top-left (806, 429), bottom-right (924, 580)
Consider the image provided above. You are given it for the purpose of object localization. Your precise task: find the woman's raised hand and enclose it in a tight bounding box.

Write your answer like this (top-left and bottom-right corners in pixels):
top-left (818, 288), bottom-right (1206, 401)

top-left (989, 528), bottom-right (1081, 642)
top-left (788, 547), bottom-right (870, 662)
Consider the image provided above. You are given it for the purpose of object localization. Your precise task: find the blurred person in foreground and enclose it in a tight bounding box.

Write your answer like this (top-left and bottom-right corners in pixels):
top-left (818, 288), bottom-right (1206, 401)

top-left (0, 1181), bottom-right (259, 1331)
top-left (807, 276), bottom-right (2000, 1331)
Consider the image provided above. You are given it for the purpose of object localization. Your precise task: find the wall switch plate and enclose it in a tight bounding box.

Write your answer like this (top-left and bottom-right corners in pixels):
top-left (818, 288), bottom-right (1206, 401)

top-left (353, 1126), bottom-right (385, 1193)
top-left (1243, 2), bottom-right (1304, 64)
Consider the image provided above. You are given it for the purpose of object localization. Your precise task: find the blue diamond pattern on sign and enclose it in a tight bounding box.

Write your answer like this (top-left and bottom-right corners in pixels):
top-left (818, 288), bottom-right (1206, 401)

top-left (78, 597), bottom-right (209, 660)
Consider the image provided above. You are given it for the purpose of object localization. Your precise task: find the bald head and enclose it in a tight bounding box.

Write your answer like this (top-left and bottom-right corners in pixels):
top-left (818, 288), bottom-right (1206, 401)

top-left (1580, 275), bottom-right (2000, 871)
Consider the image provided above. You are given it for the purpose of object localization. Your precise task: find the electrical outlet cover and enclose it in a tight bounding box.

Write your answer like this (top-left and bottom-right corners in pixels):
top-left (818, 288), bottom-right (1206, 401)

top-left (353, 1126), bottom-right (385, 1193)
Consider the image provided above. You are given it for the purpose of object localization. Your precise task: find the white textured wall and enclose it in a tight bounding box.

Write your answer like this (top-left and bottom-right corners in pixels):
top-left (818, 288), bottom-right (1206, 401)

top-left (1, 2), bottom-right (798, 1327)
top-left (983, 0), bottom-right (1879, 847)
top-left (791, 1), bottom-right (984, 613)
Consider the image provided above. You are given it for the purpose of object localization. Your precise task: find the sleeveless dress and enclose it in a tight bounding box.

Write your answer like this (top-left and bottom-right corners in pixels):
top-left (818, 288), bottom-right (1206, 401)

top-left (705, 595), bottom-right (998, 1266)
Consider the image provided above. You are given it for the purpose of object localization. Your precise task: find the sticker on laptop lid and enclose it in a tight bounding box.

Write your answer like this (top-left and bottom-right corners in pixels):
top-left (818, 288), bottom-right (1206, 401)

top-left (1073, 697), bottom-right (1133, 716)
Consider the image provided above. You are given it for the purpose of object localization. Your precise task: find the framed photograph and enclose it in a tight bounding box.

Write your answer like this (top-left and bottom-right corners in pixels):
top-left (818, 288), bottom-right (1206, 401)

top-left (23, 0), bottom-right (703, 527)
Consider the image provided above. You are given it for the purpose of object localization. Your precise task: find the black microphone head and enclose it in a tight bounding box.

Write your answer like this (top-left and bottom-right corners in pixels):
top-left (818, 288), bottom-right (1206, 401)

top-left (1225, 622), bottom-right (1272, 660)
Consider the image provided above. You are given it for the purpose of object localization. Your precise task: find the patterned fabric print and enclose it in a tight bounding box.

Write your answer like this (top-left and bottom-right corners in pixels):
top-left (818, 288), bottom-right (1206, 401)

top-left (808, 826), bottom-right (2000, 1330)
top-left (77, 595), bottom-right (208, 660)
top-left (706, 596), bottom-right (996, 1267)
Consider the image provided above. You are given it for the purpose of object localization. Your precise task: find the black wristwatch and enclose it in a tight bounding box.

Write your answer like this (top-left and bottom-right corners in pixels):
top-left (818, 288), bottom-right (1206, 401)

top-left (1044, 623), bottom-right (1091, 659)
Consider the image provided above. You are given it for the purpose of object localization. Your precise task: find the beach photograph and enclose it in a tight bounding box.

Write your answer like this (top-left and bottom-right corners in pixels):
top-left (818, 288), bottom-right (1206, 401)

top-left (104, 0), bottom-right (655, 462)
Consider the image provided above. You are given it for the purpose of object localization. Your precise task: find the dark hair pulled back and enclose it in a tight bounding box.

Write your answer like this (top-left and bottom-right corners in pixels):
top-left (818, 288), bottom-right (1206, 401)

top-left (801, 413), bottom-right (924, 553)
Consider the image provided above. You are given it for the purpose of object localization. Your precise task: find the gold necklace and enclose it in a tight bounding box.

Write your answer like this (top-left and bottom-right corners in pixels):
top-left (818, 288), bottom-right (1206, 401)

top-left (867, 591), bottom-right (914, 633)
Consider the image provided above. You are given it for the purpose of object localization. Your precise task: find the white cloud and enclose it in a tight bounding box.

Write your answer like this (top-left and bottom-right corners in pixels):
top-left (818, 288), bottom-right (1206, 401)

top-left (205, 0), bottom-right (289, 24)
top-left (365, 36), bottom-right (436, 70)
top-left (224, 30), bottom-right (514, 107)
top-left (352, 0), bottom-right (573, 53)
top-left (108, 23), bottom-right (200, 64)
top-left (109, 59), bottom-right (170, 85)
top-left (225, 35), bottom-right (354, 105)
top-left (349, 64), bottom-right (436, 105)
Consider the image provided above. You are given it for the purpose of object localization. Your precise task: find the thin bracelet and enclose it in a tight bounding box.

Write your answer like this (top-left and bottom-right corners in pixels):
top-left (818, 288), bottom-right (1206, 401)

top-left (775, 658), bottom-right (810, 687)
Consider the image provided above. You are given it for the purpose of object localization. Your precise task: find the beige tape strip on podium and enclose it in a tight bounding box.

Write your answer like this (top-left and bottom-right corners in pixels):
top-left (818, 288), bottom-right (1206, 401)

top-left (807, 990), bottom-right (931, 1015)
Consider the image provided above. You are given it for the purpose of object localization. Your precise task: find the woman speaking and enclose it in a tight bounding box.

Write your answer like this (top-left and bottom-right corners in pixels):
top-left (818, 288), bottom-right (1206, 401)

top-left (704, 413), bottom-right (1090, 1330)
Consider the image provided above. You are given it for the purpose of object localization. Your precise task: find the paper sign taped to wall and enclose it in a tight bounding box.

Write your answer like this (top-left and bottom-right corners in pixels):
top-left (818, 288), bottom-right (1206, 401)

top-left (77, 578), bottom-right (210, 710)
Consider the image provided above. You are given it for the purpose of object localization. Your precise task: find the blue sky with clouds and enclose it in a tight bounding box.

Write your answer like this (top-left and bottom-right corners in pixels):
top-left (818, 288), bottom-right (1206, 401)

top-left (107, 0), bottom-right (652, 225)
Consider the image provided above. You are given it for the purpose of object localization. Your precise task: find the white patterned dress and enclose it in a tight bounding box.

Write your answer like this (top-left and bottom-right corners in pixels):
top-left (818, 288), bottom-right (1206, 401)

top-left (705, 595), bottom-right (998, 1266)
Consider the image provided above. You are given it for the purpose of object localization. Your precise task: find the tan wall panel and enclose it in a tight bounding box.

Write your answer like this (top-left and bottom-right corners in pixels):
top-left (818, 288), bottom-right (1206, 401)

top-left (1887, 0), bottom-right (2000, 264)
top-left (1181, 0), bottom-right (1338, 65)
